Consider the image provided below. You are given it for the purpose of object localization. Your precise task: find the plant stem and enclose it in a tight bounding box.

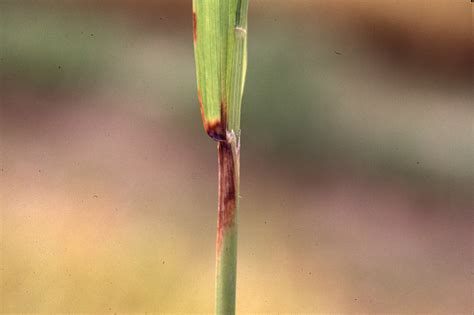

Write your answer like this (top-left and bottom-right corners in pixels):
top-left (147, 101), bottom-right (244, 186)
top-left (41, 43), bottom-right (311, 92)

top-left (216, 132), bottom-right (240, 315)
top-left (215, 1), bottom-right (247, 312)
top-left (193, 1), bottom-right (248, 312)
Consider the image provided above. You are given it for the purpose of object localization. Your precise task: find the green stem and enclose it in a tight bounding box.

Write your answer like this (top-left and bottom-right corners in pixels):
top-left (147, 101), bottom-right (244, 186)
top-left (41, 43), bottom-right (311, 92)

top-left (216, 133), bottom-right (240, 315)
top-left (215, 1), bottom-right (247, 313)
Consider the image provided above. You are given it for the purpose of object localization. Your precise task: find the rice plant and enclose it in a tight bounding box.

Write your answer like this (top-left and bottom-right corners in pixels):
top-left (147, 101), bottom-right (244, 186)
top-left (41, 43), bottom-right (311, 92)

top-left (192, 1), bottom-right (249, 314)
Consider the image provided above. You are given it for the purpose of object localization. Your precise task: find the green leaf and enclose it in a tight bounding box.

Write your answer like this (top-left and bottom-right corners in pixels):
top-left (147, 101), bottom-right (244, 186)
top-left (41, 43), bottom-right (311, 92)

top-left (193, 0), bottom-right (249, 141)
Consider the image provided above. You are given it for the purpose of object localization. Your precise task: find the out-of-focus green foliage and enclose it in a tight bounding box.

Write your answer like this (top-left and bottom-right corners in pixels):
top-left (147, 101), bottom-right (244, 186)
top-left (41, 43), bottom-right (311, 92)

top-left (0, 4), bottom-right (113, 90)
top-left (1, 3), bottom-right (471, 191)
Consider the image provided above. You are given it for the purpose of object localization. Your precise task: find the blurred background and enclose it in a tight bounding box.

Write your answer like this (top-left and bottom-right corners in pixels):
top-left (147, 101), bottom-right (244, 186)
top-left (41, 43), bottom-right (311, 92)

top-left (0, 0), bottom-right (472, 313)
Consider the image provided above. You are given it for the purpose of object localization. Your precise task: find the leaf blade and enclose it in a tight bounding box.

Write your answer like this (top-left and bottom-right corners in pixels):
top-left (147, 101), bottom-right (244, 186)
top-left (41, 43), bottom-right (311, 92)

top-left (193, 0), bottom-right (248, 140)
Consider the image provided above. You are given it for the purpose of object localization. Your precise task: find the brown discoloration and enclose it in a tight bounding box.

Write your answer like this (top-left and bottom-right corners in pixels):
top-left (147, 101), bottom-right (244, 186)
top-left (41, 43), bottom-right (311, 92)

top-left (207, 100), bottom-right (229, 142)
top-left (198, 90), bottom-right (227, 141)
top-left (197, 89), bottom-right (206, 124)
top-left (220, 99), bottom-right (227, 127)
top-left (192, 12), bottom-right (197, 43)
top-left (206, 99), bottom-right (228, 142)
top-left (216, 141), bottom-right (237, 252)
top-left (205, 121), bottom-right (226, 142)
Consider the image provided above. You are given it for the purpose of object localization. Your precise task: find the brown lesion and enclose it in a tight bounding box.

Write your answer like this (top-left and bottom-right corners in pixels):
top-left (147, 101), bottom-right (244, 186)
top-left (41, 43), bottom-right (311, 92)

top-left (192, 11), bottom-right (197, 43)
top-left (216, 140), bottom-right (237, 252)
top-left (205, 121), bottom-right (227, 142)
top-left (198, 90), bottom-right (227, 141)
top-left (197, 89), bottom-right (206, 125)
top-left (206, 100), bottom-right (228, 141)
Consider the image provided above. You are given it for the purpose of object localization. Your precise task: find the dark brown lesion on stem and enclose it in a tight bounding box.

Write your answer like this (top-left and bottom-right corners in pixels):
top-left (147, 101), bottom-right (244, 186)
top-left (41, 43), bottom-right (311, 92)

top-left (216, 140), bottom-right (237, 252)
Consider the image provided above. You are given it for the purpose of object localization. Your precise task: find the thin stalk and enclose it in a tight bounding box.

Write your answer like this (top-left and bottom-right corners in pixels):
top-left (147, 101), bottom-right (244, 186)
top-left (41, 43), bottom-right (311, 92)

top-left (215, 1), bottom-right (247, 312)
top-left (216, 132), bottom-right (239, 314)
top-left (192, 1), bottom-right (249, 313)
